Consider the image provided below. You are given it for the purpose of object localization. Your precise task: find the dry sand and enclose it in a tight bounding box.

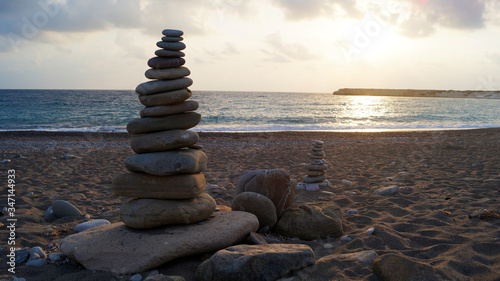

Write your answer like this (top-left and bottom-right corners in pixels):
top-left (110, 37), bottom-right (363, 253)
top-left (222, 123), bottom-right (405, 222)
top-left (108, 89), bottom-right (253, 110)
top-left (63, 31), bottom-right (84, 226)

top-left (0, 129), bottom-right (499, 280)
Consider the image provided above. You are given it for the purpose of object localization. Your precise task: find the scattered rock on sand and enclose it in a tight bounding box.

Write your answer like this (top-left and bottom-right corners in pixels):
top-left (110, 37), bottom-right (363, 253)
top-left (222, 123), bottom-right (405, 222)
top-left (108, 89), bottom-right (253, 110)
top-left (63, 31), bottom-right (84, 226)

top-left (236, 169), bottom-right (295, 217)
top-left (231, 192), bottom-right (277, 231)
top-left (195, 244), bottom-right (315, 281)
top-left (61, 211), bottom-right (258, 274)
top-left (51, 200), bottom-right (83, 217)
top-left (374, 185), bottom-right (399, 196)
top-left (15, 248), bottom-right (30, 265)
top-left (274, 202), bottom-right (343, 241)
top-left (373, 253), bottom-right (437, 281)
top-left (74, 219), bottom-right (111, 232)
top-left (366, 227), bottom-right (375, 235)
top-left (28, 246), bottom-right (47, 261)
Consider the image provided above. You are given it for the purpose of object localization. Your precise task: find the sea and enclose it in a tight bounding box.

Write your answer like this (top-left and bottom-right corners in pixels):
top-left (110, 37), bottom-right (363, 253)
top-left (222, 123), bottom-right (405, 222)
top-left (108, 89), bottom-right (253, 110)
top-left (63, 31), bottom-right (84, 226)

top-left (2, 89), bottom-right (500, 132)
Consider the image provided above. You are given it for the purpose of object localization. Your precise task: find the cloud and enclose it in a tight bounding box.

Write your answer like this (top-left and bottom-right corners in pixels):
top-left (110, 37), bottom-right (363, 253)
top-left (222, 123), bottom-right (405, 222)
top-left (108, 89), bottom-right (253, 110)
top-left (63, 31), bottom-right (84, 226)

top-left (270, 0), bottom-right (362, 20)
top-left (262, 32), bottom-right (320, 62)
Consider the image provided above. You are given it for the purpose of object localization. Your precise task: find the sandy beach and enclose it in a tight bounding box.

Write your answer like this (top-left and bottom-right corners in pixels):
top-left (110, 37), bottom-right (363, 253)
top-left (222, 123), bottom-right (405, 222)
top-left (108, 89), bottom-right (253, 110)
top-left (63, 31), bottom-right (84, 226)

top-left (1, 129), bottom-right (499, 280)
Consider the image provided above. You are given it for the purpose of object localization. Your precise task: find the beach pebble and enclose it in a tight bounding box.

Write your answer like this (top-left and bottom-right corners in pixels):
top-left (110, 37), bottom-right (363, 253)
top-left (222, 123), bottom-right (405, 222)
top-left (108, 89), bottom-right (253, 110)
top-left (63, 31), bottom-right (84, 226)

top-left (129, 274), bottom-right (142, 281)
top-left (156, 41), bottom-right (186, 51)
top-left (366, 227), bottom-right (375, 235)
top-left (29, 246), bottom-right (47, 261)
top-left (162, 29), bottom-right (183, 37)
top-left (391, 161), bottom-right (397, 165)
top-left (2, 207), bottom-right (7, 212)
top-left (60, 154), bottom-right (75, 159)
top-left (52, 200), bottom-right (83, 217)
top-left (1, 159), bottom-right (11, 163)
top-left (305, 183), bottom-right (320, 191)
top-left (84, 214), bottom-right (91, 219)
top-left (127, 112), bottom-right (201, 134)
top-left (44, 206), bottom-right (53, 216)
top-left (75, 219), bottom-right (111, 232)
top-left (346, 209), bottom-right (358, 215)
top-left (26, 192), bottom-right (34, 196)
top-left (15, 248), bottom-right (30, 265)
top-left (374, 185), bottom-right (399, 196)
top-left (124, 149), bottom-right (207, 176)
top-left (341, 236), bottom-right (352, 242)
top-left (341, 180), bottom-right (353, 185)
top-left (161, 36), bottom-right (183, 42)
top-left (26, 258), bottom-right (46, 267)
top-left (14, 154), bottom-right (26, 159)
top-left (313, 140), bottom-right (324, 145)
top-left (154, 49), bottom-right (185, 58)
top-left (323, 243), bottom-right (334, 249)
top-left (139, 88), bottom-right (192, 107)
top-left (130, 129), bottom-right (199, 154)
top-left (231, 192), bottom-right (277, 231)
top-left (48, 253), bottom-right (66, 262)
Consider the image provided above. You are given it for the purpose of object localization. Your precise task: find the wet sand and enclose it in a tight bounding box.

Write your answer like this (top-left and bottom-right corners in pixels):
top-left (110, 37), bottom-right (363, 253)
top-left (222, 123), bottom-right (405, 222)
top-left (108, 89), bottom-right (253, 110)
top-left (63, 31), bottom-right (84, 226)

top-left (0, 129), bottom-right (499, 280)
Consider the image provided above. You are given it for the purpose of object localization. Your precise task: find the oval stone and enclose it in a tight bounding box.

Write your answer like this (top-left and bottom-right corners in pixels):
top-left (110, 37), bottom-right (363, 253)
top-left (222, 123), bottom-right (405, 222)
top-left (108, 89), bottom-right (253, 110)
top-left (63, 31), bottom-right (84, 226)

top-left (120, 193), bottom-right (216, 229)
top-left (52, 200), bottom-right (83, 217)
top-left (161, 36), bottom-right (183, 42)
top-left (147, 57), bottom-right (185, 69)
top-left (140, 101), bottom-right (199, 118)
top-left (231, 192), bottom-right (277, 231)
top-left (144, 67), bottom-right (190, 80)
top-left (304, 164), bottom-right (328, 171)
top-left (75, 219), bottom-right (111, 232)
top-left (306, 170), bottom-right (325, 177)
top-left (126, 112), bottom-right (201, 134)
top-left (162, 29), bottom-right (184, 36)
top-left (139, 89), bottom-right (192, 107)
top-left (156, 41), bottom-right (186, 51)
top-left (136, 77), bottom-right (193, 95)
top-left (155, 49), bottom-right (185, 58)
top-left (302, 175), bottom-right (326, 183)
top-left (124, 149), bottom-right (207, 176)
top-left (112, 173), bottom-right (206, 199)
top-left (131, 129), bottom-right (199, 154)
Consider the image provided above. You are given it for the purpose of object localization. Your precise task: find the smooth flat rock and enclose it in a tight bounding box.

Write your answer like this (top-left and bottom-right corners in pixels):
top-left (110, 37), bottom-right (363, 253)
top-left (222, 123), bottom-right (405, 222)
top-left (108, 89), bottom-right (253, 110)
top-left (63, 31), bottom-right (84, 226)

top-left (125, 149), bottom-right (207, 176)
top-left (305, 170), bottom-right (325, 177)
top-left (196, 244), bottom-right (315, 281)
top-left (236, 169), bottom-right (295, 217)
top-left (374, 185), bottom-right (399, 195)
top-left (161, 36), bottom-right (183, 42)
top-left (120, 193), bottom-right (216, 228)
top-left (274, 202), bottom-right (343, 241)
top-left (127, 112), bottom-right (201, 134)
top-left (130, 130), bottom-right (199, 154)
top-left (155, 49), bottom-right (185, 58)
top-left (373, 253), bottom-right (437, 281)
top-left (61, 211), bottom-right (259, 274)
top-left (304, 164), bottom-right (328, 171)
top-left (145, 67), bottom-right (190, 80)
top-left (139, 89), bottom-right (192, 107)
top-left (302, 175), bottom-right (326, 183)
top-left (162, 29), bottom-right (184, 37)
top-left (52, 200), bottom-right (83, 217)
top-left (140, 101), bottom-right (199, 118)
top-left (231, 192), bottom-right (277, 231)
top-left (156, 41), bottom-right (186, 51)
top-left (147, 57), bottom-right (185, 69)
top-left (112, 172), bottom-right (205, 199)
top-left (75, 219), bottom-right (111, 232)
top-left (287, 251), bottom-right (378, 281)
top-left (136, 78), bottom-right (193, 95)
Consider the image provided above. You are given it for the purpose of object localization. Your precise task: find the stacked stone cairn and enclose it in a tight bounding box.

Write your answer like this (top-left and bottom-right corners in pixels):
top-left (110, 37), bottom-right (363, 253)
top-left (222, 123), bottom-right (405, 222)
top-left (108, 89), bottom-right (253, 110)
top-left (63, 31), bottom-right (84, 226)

top-left (112, 29), bottom-right (216, 229)
top-left (297, 140), bottom-right (331, 191)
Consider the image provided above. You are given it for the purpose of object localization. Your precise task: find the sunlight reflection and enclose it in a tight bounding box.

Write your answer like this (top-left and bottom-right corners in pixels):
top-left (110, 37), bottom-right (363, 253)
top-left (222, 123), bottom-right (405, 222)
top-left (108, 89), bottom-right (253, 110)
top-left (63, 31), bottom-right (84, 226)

top-left (338, 95), bottom-right (391, 127)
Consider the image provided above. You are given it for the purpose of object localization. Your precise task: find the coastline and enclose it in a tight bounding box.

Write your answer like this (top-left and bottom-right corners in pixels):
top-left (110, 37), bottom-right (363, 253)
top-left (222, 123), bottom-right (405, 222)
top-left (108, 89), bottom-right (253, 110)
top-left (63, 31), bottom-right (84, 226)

top-left (1, 128), bottom-right (499, 280)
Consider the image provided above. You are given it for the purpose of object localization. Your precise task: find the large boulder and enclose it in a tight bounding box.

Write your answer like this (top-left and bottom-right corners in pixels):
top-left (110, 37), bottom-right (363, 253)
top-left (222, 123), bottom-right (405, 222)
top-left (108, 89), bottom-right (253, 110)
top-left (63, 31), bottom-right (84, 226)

top-left (195, 244), bottom-right (315, 281)
top-left (274, 202), bottom-right (343, 241)
top-left (231, 192), bottom-right (277, 230)
top-left (61, 211), bottom-right (259, 274)
top-left (236, 169), bottom-right (295, 217)
top-left (373, 253), bottom-right (437, 281)
top-left (120, 193), bottom-right (216, 228)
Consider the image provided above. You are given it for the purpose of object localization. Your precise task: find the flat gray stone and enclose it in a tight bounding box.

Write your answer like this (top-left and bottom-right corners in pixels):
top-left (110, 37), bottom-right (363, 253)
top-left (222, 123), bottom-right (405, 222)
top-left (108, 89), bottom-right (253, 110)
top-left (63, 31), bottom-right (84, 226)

top-left (145, 67), bottom-right (190, 80)
top-left (304, 164), bottom-right (328, 171)
top-left (52, 200), bottom-right (83, 217)
top-left (162, 29), bottom-right (184, 37)
top-left (231, 192), bottom-right (277, 231)
top-left (140, 101), bottom-right (199, 118)
top-left (139, 89), bottom-right (192, 107)
top-left (161, 36), bottom-right (183, 42)
top-left (120, 193), bottom-right (216, 228)
top-left (75, 219), bottom-right (111, 232)
top-left (374, 185), bottom-right (399, 195)
top-left (155, 49), bottom-right (185, 58)
top-left (124, 149), bottom-right (207, 176)
top-left (126, 112), bottom-right (201, 134)
top-left (302, 175), bottom-right (326, 183)
top-left (147, 57), bottom-right (185, 69)
top-left (196, 244), bottom-right (315, 281)
top-left (156, 41), bottom-right (186, 51)
top-left (136, 78), bottom-right (193, 95)
top-left (61, 211), bottom-right (259, 274)
top-left (112, 173), bottom-right (205, 199)
top-left (130, 130), bottom-right (199, 154)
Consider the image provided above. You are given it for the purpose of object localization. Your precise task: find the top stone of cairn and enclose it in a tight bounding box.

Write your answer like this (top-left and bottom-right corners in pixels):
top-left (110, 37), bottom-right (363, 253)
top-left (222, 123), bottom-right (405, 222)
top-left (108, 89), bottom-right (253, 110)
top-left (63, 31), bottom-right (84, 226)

top-left (162, 29), bottom-right (184, 37)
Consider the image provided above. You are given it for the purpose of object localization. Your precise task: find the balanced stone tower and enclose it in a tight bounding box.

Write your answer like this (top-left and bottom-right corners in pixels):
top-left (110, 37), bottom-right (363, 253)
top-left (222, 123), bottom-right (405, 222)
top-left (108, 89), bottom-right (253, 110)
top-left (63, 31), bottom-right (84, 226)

top-left (297, 140), bottom-right (331, 191)
top-left (112, 29), bottom-right (216, 228)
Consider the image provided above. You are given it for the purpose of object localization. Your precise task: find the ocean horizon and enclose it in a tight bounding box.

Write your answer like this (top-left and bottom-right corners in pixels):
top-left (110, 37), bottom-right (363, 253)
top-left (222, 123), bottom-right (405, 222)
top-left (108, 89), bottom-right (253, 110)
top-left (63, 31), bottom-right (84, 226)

top-left (2, 89), bottom-right (500, 133)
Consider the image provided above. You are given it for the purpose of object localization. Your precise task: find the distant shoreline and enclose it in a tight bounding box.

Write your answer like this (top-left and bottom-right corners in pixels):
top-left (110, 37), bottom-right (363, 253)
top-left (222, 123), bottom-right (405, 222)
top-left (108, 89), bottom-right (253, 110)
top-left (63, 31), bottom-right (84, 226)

top-left (333, 88), bottom-right (500, 99)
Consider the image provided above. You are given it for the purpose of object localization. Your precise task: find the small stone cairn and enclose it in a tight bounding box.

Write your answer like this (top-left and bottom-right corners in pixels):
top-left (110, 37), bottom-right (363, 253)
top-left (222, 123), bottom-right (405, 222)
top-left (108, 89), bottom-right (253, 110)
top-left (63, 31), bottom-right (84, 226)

top-left (112, 29), bottom-right (216, 229)
top-left (297, 140), bottom-right (331, 191)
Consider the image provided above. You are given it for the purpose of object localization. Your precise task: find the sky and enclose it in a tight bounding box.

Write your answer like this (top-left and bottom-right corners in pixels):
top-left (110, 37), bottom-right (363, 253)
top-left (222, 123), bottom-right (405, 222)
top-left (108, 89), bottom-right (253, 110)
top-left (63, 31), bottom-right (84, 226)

top-left (0, 0), bottom-right (500, 92)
